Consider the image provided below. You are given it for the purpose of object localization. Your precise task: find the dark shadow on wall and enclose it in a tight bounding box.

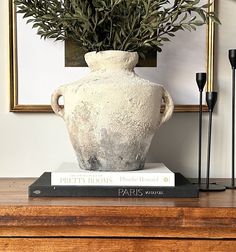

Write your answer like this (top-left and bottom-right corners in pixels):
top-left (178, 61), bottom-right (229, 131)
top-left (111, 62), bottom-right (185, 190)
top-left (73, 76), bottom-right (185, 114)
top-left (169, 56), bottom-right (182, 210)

top-left (146, 113), bottom-right (202, 178)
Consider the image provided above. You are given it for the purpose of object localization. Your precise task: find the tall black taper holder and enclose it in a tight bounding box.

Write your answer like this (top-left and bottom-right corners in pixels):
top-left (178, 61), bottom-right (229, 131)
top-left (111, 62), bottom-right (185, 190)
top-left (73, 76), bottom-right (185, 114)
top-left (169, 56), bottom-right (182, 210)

top-left (224, 49), bottom-right (236, 189)
top-left (196, 73), bottom-right (207, 185)
top-left (200, 92), bottom-right (226, 191)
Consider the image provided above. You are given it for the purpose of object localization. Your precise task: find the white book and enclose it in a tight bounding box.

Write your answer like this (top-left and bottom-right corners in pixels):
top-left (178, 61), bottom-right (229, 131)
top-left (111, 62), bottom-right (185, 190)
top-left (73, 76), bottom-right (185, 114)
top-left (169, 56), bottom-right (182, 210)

top-left (51, 163), bottom-right (175, 187)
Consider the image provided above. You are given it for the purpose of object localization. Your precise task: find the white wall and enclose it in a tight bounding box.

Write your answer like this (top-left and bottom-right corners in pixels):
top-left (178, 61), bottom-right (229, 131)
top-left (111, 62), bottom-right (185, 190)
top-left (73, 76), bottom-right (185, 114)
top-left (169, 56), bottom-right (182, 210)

top-left (0, 0), bottom-right (235, 178)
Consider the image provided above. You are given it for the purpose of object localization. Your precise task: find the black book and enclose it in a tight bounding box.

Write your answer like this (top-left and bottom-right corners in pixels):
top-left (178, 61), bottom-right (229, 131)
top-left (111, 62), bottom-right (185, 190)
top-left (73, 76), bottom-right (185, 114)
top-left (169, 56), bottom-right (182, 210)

top-left (28, 172), bottom-right (199, 198)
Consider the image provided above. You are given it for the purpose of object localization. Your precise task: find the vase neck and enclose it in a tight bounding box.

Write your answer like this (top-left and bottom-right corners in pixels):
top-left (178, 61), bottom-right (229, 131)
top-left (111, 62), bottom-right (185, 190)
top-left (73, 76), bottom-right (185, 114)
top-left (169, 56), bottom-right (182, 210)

top-left (84, 51), bottom-right (139, 72)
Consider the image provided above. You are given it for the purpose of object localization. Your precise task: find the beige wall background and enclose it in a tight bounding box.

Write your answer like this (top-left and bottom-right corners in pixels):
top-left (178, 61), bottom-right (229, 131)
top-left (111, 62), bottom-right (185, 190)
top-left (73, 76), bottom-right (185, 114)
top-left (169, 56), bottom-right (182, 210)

top-left (0, 0), bottom-right (235, 177)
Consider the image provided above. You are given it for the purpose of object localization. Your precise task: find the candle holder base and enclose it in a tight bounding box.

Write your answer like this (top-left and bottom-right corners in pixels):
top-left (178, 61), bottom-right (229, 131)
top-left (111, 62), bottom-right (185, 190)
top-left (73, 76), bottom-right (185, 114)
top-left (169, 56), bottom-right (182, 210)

top-left (224, 180), bottom-right (236, 189)
top-left (199, 183), bottom-right (226, 192)
top-left (225, 185), bottom-right (236, 189)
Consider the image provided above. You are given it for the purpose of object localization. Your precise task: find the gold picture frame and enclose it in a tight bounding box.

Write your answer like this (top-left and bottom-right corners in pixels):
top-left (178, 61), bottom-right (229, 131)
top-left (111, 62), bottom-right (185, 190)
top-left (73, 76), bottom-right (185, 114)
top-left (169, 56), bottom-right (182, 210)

top-left (9, 0), bottom-right (216, 113)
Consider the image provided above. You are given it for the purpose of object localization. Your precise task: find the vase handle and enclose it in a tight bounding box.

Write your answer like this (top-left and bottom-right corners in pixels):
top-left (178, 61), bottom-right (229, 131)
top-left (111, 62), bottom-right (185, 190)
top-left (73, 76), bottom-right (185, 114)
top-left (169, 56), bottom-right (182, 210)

top-left (160, 87), bottom-right (174, 125)
top-left (51, 87), bottom-right (65, 118)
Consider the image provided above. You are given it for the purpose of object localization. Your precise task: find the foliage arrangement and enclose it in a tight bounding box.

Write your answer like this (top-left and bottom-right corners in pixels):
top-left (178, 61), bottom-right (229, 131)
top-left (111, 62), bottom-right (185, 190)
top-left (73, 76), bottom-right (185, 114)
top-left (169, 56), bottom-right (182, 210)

top-left (15, 0), bottom-right (219, 57)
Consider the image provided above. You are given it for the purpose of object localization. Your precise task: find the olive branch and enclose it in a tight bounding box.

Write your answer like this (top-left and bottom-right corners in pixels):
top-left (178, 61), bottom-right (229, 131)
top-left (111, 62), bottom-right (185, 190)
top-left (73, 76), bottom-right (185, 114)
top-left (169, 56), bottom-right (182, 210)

top-left (15, 0), bottom-right (220, 57)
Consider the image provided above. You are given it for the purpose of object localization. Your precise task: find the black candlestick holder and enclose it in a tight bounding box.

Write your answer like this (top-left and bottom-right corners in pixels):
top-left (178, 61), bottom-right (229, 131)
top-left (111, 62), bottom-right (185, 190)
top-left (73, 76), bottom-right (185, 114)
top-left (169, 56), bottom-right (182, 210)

top-left (224, 49), bottom-right (236, 189)
top-left (196, 73), bottom-right (207, 185)
top-left (199, 92), bottom-right (226, 191)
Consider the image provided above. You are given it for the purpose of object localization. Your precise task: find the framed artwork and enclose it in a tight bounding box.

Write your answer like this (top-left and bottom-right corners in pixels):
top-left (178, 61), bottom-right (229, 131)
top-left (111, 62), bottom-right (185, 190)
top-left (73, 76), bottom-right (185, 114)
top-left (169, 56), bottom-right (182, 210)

top-left (9, 0), bottom-right (216, 113)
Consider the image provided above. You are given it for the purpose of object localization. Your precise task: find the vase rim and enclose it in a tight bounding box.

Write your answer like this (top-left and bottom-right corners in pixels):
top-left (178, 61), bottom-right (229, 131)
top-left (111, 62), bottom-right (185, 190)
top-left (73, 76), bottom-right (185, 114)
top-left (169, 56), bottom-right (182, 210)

top-left (85, 50), bottom-right (138, 57)
top-left (84, 50), bottom-right (139, 71)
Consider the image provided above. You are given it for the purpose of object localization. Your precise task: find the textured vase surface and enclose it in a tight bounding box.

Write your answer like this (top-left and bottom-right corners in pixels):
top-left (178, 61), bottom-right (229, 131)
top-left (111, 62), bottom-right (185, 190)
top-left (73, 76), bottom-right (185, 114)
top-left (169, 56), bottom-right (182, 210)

top-left (51, 50), bottom-right (174, 171)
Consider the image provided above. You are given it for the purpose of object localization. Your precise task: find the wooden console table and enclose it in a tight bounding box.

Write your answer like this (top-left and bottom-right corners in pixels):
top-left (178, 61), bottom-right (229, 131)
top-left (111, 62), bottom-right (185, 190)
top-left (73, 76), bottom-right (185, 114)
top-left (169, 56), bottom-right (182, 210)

top-left (0, 178), bottom-right (236, 251)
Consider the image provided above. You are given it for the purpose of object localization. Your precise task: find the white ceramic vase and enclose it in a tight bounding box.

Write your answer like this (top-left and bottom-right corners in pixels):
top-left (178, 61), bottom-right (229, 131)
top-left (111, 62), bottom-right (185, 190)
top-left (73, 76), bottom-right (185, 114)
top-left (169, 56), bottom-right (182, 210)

top-left (51, 50), bottom-right (174, 171)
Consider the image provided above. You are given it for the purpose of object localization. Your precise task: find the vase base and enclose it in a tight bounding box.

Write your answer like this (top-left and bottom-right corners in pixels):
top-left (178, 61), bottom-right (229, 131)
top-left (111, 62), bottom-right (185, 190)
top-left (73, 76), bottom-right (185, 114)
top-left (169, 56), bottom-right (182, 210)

top-left (77, 156), bottom-right (145, 171)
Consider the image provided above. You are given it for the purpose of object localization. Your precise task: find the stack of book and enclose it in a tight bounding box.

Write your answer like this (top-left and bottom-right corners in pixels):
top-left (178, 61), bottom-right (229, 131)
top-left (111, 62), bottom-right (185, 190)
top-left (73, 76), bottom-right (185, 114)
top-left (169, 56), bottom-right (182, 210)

top-left (29, 163), bottom-right (198, 198)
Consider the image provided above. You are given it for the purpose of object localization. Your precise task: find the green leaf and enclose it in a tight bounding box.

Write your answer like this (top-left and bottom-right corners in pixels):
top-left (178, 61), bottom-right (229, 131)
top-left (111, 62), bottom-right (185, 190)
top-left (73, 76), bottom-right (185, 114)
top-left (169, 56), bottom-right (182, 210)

top-left (14, 0), bottom-right (220, 53)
